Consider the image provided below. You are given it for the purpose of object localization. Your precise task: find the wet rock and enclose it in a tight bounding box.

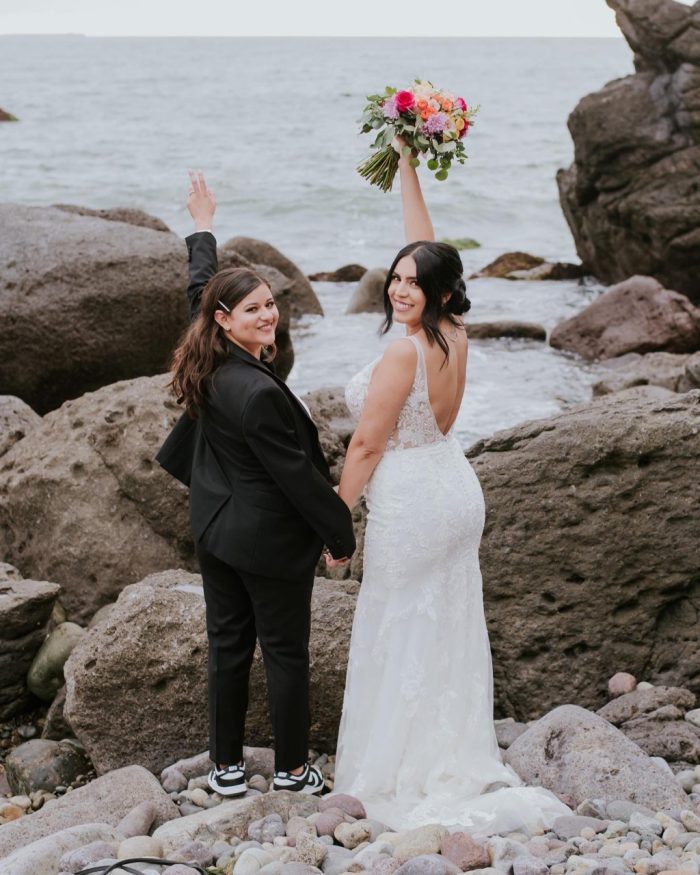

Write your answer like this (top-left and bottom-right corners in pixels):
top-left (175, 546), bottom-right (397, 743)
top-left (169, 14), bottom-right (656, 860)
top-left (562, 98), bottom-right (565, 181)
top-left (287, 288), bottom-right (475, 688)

top-left (0, 577), bottom-right (61, 718)
top-left (308, 264), bottom-right (367, 282)
top-left (224, 235), bottom-right (322, 319)
top-left (5, 738), bottom-right (92, 795)
top-left (467, 388), bottom-right (700, 718)
top-left (0, 204), bottom-right (187, 413)
top-left (504, 705), bottom-right (690, 810)
top-left (346, 267), bottom-right (388, 314)
top-left (470, 252), bottom-right (545, 278)
top-left (557, 0), bottom-right (700, 302)
top-left (467, 321), bottom-right (546, 341)
top-left (549, 277), bottom-right (700, 361)
top-left (27, 622), bottom-right (86, 701)
top-left (0, 396), bottom-right (41, 457)
top-left (0, 765), bottom-right (177, 858)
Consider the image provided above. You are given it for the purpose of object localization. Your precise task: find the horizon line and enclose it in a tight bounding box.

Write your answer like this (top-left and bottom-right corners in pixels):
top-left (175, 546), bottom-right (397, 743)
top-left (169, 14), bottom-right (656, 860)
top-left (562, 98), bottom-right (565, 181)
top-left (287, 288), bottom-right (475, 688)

top-left (0, 32), bottom-right (625, 39)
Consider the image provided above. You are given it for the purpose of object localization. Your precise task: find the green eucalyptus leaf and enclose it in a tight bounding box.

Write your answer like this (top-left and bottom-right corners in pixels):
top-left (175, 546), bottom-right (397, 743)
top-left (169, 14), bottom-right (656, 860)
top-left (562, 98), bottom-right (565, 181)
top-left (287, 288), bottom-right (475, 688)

top-left (409, 157), bottom-right (420, 168)
top-left (435, 169), bottom-right (448, 181)
top-left (427, 158), bottom-right (439, 171)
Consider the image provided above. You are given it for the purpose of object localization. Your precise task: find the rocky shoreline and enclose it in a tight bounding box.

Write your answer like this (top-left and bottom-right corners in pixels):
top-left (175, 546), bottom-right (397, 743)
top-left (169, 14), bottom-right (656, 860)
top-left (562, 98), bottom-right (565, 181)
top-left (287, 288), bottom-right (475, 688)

top-left (1, 676), bottom-right (700, 874)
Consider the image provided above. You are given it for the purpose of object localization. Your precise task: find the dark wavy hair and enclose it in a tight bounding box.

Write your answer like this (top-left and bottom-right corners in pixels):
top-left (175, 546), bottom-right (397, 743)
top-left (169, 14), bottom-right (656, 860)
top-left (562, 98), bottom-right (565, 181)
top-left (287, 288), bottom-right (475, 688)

top-left (170, 267), bottom-right (274, 416)
top-left (381, 241), bottom-right (471, 361)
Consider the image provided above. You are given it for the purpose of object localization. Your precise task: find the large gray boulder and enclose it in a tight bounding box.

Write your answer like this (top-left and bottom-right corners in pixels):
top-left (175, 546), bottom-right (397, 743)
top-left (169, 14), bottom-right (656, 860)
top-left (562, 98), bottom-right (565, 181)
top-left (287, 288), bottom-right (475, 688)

top-left (346, 267), bottom-right (388, 314)
top-left (549, 276), bottom-right (700, 360)
top-left (0, 204), bottom-right (187, 413)
top-left (0, 764), bottom-right (177, 859)
top-left (504, 705), bottom-right (690, 810)
top-left (557, 0), bottom-right (700, 302)
top-left (225, 235), bottom-right (322, 319)
top-left (0, 575), bottom-right (61, 717)
top-left (0, 373), bottom-right (194, 622)
top-left (467, 387), bottom-right (700, 719)
top-left (64, 569), bottom-right (358, 774)
top-left (0, 396), bottom-right (41, 457)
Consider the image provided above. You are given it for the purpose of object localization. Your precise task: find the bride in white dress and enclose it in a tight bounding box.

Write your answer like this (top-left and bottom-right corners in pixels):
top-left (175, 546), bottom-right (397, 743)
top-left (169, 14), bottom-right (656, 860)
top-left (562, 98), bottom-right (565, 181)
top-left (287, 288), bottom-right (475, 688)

top-left (329, 141), bottom-right (569, 835)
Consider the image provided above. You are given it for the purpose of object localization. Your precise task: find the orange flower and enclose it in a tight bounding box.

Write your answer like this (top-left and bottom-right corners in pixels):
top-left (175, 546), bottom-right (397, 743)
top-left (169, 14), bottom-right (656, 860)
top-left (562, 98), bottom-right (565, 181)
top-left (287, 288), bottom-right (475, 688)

top-left (417, 99), bottom-right (428, 110)
top-left (441, 99), bottom-right (453, 111)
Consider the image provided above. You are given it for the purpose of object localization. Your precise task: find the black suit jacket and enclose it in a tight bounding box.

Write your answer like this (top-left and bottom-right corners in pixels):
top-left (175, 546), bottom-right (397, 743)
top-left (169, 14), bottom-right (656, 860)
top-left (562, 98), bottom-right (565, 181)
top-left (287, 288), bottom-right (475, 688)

top-left (157, 232), bottom-right (355, 579)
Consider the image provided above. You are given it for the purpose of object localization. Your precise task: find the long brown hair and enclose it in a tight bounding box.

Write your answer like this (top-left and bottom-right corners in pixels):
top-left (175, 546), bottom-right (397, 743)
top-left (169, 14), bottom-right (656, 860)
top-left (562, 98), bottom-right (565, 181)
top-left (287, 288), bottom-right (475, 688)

top-left (171, 267), bottom-right (274, 416)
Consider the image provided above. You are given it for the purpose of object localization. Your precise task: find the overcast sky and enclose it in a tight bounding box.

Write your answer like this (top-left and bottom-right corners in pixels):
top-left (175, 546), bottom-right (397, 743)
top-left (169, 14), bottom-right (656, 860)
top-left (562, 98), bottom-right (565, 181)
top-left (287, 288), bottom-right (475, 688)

top-left (0, 0), bottom-right (643, 38)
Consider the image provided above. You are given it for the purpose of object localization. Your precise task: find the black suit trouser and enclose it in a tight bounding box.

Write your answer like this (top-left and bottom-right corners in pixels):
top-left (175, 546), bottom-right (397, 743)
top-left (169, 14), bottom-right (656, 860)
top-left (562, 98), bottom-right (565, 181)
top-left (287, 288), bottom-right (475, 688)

top-left (196, 543), bottom-right (314, 772)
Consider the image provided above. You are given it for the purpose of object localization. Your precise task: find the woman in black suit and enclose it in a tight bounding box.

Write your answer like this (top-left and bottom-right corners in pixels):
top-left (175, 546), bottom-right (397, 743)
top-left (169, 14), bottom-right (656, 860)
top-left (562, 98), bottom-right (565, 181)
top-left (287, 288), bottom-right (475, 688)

top-left (158, 171), bottom-right (355, 796)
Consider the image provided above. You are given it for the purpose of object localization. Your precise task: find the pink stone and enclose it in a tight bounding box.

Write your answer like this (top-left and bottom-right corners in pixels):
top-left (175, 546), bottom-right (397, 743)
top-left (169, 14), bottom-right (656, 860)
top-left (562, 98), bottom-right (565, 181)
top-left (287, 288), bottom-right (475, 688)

top-left (319, 792), bottom-right (366, 819)
top-left (316, 806), bottom-right (347, 837)
top-left (608, 672), bottom-right (637, 698)
top-left (441, 831), bottom-right (490, 871)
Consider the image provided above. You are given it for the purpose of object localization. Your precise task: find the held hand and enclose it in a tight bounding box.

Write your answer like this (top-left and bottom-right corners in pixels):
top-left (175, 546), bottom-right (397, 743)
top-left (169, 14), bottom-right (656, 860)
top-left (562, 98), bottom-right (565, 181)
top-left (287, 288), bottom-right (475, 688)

top-left (187, 169), bottom-right (216, 232)
top-left (325, 550), bottom-right (350, 569)
top-left (391, 135), bottom-right (416, 166)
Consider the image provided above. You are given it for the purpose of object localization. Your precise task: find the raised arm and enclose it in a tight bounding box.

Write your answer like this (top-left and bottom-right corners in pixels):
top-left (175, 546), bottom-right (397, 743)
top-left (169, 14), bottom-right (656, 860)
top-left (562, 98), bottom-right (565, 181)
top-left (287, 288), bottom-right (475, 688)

top-left (185, 170), bottom-right (218, 319)
top-left (394, 138), bottom-right (435, 244)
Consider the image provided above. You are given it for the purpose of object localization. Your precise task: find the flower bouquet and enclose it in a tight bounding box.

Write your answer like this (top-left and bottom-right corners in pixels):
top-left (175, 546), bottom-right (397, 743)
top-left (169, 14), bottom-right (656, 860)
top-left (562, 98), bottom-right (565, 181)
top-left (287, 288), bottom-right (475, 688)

top-left (357, 79), bottom-right (479, 192)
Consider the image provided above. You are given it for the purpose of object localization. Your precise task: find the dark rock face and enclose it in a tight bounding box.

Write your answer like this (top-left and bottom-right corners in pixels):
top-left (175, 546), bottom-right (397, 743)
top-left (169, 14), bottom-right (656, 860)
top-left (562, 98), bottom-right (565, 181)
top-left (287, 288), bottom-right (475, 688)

top-left (592, 350), bottom-right (700, 395)
top-left (470, 253), bottom-right (584, 281)
top-left (308, 265), bottom-right (368, 282)
top-left (549, 276), bottom-right (700, 360)
top-left (0, 576), bottom-right (61, 718)
top-left (557, 0), bottom-right (700, 302)
top-left (467, 387), bottom-right (700, 719)
top-left (225, 236), bottom-right (323, 319)
top-left (5, 739), bottom-right (92, 795)
top-left (346, 267), bottom-right (388, 315)
top-left (467, 322), bottom-right (547, 341)
top-left (0, 205), bottom-right (188, 414)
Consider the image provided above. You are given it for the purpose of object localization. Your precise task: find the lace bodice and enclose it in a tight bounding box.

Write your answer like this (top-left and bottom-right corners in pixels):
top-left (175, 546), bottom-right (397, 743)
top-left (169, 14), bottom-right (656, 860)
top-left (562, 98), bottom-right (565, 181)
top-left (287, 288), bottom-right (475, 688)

top-left (345, 334), bottom-right (449, 452)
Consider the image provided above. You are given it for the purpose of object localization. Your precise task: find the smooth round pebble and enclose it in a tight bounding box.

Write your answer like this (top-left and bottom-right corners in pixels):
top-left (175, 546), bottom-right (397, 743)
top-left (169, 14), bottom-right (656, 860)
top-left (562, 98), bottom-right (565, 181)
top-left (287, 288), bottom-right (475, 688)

top-left (189, 787), bottom-right (209, 807)
top-left (118, 835), bottom-right (163, 858)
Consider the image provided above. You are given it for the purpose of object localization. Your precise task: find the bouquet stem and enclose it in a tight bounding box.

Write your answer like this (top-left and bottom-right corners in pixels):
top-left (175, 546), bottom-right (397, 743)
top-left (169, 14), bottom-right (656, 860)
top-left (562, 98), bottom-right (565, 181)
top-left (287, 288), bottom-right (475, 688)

top-left (357, 146), bottom-right (400, 192)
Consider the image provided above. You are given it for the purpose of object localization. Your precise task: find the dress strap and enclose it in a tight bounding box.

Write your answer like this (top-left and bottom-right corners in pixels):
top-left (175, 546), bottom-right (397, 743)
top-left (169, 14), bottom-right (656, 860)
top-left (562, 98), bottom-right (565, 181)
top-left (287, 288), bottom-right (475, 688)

top-left (405, 334), bottom-right (427, 392)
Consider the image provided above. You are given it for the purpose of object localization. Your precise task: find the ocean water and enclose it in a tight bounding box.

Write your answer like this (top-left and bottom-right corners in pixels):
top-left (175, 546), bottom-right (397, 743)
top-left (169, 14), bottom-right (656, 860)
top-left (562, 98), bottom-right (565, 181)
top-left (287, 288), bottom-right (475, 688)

top-left (0, 36), bottom-right (633, 445)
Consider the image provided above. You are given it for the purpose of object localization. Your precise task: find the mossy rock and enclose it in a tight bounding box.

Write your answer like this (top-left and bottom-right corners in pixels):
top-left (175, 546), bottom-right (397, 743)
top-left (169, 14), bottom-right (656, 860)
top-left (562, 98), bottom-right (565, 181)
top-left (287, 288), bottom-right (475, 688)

top-left (440, 236), bottom-right (481, 250)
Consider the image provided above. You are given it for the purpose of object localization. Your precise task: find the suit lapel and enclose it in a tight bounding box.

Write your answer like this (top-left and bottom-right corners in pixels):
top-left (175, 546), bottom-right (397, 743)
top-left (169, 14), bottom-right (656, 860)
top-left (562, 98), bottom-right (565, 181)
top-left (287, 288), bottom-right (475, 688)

top-left (225, 342), bottom-right (319, 436)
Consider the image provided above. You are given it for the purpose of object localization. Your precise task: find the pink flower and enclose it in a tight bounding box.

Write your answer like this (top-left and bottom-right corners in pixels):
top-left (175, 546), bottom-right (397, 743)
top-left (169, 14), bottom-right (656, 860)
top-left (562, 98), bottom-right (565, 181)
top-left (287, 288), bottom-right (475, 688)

top-left (455, 97), bottom-right (467, 111)
top-left (395, 90), bottom-right (416, 113)
top-left (382, 96), bottom-right (399, 120)
top-left (458, 120), bottom-right (470, 138)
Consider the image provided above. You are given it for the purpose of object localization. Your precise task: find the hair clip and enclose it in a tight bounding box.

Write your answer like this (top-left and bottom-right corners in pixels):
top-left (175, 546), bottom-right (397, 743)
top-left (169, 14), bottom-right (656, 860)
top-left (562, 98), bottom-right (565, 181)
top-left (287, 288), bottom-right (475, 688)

top-left (217, 299), bottom-right (231, 313)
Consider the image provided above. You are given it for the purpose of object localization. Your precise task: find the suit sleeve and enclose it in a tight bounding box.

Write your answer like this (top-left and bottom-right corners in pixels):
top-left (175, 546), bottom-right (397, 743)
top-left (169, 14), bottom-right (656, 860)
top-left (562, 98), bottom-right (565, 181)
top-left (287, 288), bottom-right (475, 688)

top-left (242, 385), bottom-right (356, 559)
top-left (185, 231), bottom-right (218, 321)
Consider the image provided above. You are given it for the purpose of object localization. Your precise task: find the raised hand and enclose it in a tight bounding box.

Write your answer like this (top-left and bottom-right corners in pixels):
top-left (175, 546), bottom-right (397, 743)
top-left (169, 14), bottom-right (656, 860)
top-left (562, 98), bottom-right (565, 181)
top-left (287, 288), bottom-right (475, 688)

top-left (187, 169), bottom-right (216, 232)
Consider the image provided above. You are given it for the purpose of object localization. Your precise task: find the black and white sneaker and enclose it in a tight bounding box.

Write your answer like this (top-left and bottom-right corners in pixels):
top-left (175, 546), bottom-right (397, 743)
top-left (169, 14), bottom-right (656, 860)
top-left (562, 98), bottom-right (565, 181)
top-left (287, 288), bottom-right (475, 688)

top-left (207, 762), bottom-right (247, 796)
top-left (273, 763), bottom-right (324, 795)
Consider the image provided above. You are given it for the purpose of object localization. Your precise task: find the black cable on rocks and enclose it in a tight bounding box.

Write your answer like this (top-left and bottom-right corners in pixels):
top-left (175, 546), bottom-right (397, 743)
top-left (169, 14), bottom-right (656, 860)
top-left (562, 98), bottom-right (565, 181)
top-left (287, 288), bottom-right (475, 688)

top-left (76, 858), bottom-right (210, 875)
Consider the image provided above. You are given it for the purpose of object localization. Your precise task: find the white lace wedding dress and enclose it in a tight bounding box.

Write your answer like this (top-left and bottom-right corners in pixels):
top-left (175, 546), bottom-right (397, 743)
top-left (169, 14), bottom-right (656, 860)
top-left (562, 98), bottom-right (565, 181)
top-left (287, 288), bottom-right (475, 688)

top-left (333, 334), bottom-right (569, 835)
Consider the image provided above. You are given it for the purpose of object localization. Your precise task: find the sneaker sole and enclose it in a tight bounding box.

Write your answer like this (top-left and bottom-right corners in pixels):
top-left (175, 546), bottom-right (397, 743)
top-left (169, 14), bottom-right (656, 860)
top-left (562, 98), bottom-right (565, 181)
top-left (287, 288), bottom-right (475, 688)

top-left (273, 781), bottom-right (324, 795)
top-left (207, 777), bottom-right (248, 796)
